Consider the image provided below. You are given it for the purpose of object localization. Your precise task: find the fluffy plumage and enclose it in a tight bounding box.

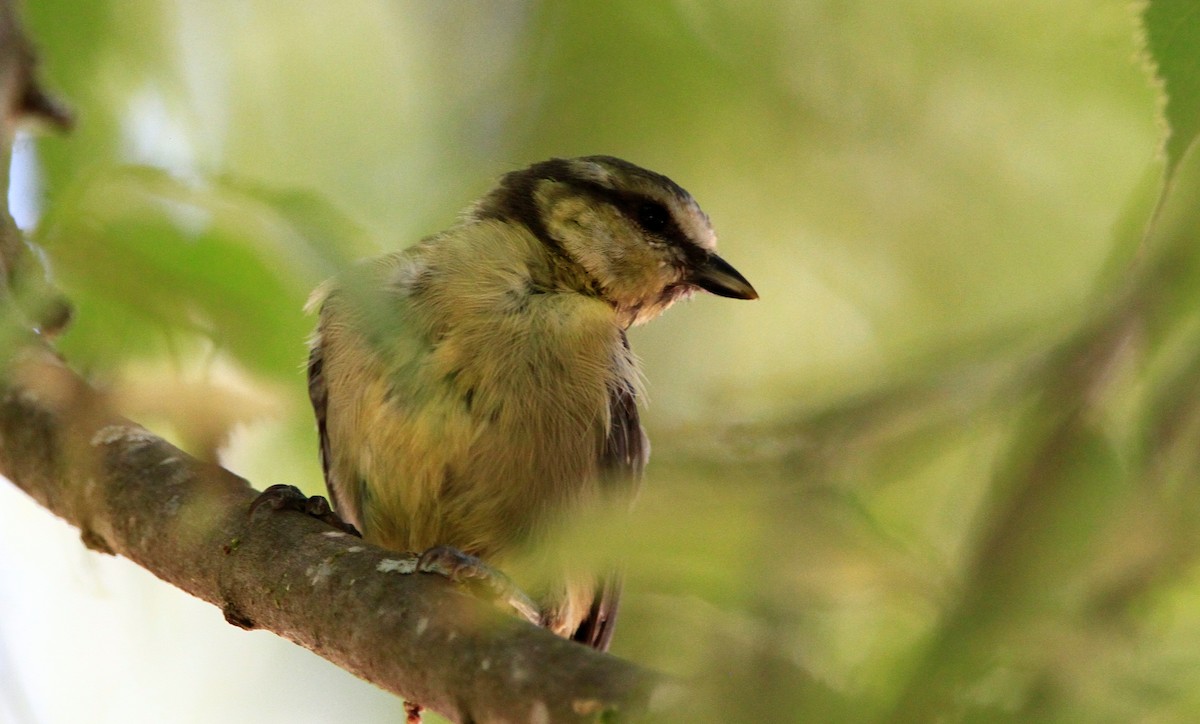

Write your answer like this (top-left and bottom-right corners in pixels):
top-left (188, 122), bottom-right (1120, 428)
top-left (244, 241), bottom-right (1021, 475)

top-left (307, 156), bottom-right (755, 649)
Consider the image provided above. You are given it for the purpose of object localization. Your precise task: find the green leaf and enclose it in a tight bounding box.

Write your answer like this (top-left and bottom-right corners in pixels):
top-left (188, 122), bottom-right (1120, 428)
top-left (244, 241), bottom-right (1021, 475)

top-left (1142, 0), bottom-right (1200, 178)
top-left (37, 165), bottom-right (359, 378)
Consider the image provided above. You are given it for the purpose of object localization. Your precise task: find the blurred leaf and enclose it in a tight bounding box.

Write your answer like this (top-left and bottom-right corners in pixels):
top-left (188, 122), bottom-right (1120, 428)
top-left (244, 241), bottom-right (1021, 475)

top-left (1141, 0), bottom-right (1200, 179)
top-left (36, 165), bottom-right (360, 377)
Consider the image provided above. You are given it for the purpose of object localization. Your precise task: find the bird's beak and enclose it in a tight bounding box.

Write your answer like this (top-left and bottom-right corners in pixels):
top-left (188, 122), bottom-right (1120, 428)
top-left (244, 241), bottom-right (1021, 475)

top-left (689, 252), bottom-right (759, 300)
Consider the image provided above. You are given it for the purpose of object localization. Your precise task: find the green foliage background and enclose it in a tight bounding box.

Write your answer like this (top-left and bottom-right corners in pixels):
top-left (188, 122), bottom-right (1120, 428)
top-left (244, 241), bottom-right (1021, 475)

top-left (7, 0), bottom-right (1200, 720)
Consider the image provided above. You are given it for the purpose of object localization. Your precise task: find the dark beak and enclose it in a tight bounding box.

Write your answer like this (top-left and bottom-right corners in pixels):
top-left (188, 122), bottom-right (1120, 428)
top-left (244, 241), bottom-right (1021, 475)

top-left (689, 252), bottom-right (758, 300)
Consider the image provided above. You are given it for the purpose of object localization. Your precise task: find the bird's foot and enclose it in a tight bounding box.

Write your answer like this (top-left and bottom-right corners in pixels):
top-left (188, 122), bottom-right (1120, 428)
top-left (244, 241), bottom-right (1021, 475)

top-left (403, 701), bottom-right (423, 723)
top-left (248, 484), bottom-right (361, 537)
top-left (417, 545), bottom-right (541, 626)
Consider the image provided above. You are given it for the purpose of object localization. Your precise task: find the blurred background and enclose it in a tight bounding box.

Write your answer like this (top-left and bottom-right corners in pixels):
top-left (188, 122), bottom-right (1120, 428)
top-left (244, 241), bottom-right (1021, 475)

top-left (2, 0), bottom-right (1192, 721)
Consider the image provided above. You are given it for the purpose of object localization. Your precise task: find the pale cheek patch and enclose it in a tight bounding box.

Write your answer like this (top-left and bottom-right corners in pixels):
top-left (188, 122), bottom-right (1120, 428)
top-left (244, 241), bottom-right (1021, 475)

top-left (608, 240), bottom-right (674, 301)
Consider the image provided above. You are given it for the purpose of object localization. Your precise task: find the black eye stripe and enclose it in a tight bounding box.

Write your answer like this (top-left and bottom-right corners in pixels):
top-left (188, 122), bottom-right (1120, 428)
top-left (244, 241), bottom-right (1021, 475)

top-left (474, 159), bottom-right (700, 257)
top-left (567, 180), bottom-right (692, 246)
top-left (634, 201), bottom-right (671, 234)
top-left (615, 194), bottom-right (690, 248)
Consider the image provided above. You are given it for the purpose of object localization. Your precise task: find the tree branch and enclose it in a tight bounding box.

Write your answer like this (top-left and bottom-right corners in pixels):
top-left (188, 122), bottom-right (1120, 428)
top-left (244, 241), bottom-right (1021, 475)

top-left (0, 5), bottom-right (664, 722)
top-left (0, 352), bottom-right (663, 721)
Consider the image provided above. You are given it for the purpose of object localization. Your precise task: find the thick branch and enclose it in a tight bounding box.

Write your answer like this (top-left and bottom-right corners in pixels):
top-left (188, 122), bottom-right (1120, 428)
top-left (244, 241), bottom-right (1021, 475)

top-left (0, 349), bottom-right (664, 721)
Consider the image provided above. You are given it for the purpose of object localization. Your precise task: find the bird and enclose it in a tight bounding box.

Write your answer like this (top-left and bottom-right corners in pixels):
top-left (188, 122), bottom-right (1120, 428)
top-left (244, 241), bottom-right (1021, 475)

top-left (305, 155), bottom-right (757, 655)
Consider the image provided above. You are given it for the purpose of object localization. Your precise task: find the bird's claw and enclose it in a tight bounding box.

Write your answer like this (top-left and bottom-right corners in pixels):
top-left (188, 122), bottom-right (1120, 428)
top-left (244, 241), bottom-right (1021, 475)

top-left (248, 484), bottom-right (362, 537)
top-left (417, 545), bottom-right (541, 626)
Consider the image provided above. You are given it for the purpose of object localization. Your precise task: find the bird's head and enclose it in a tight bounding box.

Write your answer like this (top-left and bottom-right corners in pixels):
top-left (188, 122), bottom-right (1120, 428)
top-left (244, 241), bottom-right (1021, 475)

top-left (473, 155), bottom-right (757, 327)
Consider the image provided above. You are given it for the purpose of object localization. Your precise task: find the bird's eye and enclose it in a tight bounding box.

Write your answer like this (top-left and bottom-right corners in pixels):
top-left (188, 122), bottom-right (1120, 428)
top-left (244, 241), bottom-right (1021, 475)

top-left (634, 201), bottom-right (671, 235)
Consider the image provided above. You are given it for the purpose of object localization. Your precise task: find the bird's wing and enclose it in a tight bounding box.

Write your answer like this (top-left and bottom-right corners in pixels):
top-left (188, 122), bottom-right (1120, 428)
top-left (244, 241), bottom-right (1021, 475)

top-left (573, 331), bottom-right (648, 651)
top-left (572, 574), bottom-right (623, 651)
top-left (307, 332), bottom-right (355, 524)
top-left (599, 344), bottom-right (649, 489)
top-left (306, 253), bottom-right (431, 535)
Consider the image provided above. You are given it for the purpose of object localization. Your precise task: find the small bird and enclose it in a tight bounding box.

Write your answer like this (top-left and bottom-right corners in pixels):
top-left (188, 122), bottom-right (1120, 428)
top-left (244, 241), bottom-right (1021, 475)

top-left (306, 156), bottom-right (757, 654)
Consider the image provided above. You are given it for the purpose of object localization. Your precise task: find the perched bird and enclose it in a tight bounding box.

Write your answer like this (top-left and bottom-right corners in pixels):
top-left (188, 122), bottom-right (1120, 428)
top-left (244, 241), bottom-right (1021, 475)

top-left (306, 156), bottom-right (757, 652)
